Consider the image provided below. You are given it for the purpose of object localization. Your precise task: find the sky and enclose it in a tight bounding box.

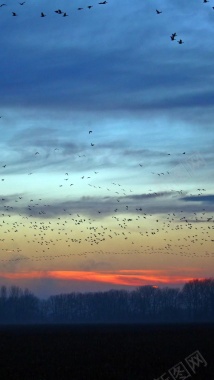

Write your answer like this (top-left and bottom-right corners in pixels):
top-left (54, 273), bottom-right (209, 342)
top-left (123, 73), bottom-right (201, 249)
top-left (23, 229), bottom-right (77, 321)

top-left (0, 0), bottom-right (214, 298)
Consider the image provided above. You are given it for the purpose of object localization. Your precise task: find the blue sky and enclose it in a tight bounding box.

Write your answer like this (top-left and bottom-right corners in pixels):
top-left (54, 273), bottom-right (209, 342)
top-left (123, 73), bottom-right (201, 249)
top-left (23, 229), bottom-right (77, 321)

top-left (0, 0), bottom-right (214, 298)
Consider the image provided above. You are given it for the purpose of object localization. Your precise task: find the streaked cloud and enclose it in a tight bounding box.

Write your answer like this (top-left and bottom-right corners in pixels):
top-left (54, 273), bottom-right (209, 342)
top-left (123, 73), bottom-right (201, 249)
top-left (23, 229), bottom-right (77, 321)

top-left (0, 267), bottom-right (207, 287)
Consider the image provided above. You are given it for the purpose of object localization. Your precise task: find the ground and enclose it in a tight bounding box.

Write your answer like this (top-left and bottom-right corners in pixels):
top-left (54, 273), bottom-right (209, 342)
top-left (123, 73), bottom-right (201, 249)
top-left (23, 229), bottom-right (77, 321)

top-left (0, 324), bottom-right (213, 380)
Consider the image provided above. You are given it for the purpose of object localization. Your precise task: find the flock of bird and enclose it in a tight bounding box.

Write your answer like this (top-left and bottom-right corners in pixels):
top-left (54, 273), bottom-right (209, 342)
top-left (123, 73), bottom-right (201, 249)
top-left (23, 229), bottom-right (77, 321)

top-left (0, 0), bottom-right (108, 17)
top-left (0, 126), bottom-right (213, 268)
top-left (0, 0), bottom-right (214, 269)
top-left (0, 0), bottom-right (214, 46)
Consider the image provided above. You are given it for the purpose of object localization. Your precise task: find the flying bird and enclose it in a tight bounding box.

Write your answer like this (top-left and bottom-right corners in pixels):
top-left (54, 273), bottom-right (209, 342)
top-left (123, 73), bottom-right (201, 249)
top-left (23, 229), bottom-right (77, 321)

top-left (171, 33), bottom-right (177, 40)
top-left (156, 9), bottom-right (162, 14)
top-left (170, 33), bottom-right (177, 40)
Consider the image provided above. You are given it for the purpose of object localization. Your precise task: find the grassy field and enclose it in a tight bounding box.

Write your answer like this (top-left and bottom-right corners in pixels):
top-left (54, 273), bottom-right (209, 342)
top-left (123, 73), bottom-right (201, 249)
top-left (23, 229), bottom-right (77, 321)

top-left (0, 324), bottom-right (213, 380)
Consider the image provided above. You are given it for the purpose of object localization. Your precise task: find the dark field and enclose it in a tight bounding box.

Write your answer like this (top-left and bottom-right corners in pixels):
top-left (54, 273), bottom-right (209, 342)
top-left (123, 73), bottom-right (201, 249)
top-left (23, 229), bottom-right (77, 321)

top-left (0, 324), bottom-right (213, 380)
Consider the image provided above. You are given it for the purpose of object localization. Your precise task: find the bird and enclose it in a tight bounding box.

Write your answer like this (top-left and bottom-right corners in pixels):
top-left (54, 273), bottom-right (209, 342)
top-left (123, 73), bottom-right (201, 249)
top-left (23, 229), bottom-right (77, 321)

top-left (41, 12), bottom-right (46, 17)
top-left (99, 1), bottom-right (107, 4)
top-left (55, 9), bottom-right (63, 14)
top-left (87, 6), bottom-right (93, 9)
top-left (156, 9), bottom-right (162, 14)
top-left (19, 2), bottom-right (25, 5)
top-left (178, 39), bottom-right (184, 44)
top-left (0, 4), bottom-right (6, 7)
top-left (63, 12), bottom-right (68, 17)
top-left (170, 33), bottom-right (177, 41)
top-left (12, 12), bottom-right (17, 16)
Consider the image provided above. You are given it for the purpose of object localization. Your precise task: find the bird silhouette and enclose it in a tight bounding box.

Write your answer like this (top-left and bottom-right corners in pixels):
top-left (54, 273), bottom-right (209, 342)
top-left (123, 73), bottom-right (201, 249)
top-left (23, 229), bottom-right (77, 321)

top-left (170, 33), bottom-right (177, 41)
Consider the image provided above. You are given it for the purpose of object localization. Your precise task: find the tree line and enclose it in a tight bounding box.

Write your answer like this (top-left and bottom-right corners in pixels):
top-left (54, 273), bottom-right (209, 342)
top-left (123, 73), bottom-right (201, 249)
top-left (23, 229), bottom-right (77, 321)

top-left (0, 279), bottom-right (214, 324)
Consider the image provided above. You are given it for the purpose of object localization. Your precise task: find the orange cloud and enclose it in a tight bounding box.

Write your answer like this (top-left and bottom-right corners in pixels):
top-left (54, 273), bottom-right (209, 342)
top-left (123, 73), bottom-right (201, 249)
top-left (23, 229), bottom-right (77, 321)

top-left (0, 268), bottom-right (206, 287)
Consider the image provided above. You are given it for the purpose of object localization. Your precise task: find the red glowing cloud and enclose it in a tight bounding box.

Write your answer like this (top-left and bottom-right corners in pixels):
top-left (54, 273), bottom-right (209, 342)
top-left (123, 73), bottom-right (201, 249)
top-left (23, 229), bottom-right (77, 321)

top-left (0, 268), bottom-right (206, 287)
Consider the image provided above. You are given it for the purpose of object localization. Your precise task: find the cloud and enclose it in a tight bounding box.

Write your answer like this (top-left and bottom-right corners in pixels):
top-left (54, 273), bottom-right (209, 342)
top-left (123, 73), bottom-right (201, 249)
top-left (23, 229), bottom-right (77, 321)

top-left (0, 0), bottom-right (214, 128)
top-left (1, 191), bottom-right (214, 220)
top-left (0, 268), bottom-right (208, 292)
top-left (181, 195), bottom-right (214, 203)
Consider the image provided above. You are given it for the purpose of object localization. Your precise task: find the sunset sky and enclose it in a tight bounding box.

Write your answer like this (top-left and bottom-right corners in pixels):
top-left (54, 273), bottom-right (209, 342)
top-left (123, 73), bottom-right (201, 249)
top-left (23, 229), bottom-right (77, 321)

top-left (0, 0), bottom-right (214, 298)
